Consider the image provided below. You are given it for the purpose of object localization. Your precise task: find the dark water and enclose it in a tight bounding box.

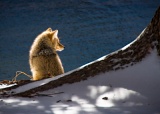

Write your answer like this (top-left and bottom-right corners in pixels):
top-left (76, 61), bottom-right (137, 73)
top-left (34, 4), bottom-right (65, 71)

top-left (0, 0), bottom-right (159, 80)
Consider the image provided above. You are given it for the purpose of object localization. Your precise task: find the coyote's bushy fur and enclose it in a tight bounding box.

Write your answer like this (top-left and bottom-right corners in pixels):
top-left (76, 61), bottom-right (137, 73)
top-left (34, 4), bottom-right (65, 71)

top-left (29, 28), bottom-right (64, 80)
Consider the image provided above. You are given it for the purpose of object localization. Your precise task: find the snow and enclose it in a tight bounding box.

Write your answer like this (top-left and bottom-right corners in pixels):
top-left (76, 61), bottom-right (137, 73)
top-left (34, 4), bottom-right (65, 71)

top-left (0, 49), bottom-right (160, 114)
top-left (9, 67), bottom-right (83, 94)
top-left (0, 83), bottom-right (17, 89)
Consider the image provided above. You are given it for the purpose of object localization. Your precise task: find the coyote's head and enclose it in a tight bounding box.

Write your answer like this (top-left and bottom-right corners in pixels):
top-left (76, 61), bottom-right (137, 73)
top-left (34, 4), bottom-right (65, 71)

top-left (46, 28), bottom-right (65, 51)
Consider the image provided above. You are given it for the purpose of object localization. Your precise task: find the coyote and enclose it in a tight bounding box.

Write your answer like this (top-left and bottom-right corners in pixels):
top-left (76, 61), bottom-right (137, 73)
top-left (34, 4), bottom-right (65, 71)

top-left (29, 28), bottom-right (64, 80)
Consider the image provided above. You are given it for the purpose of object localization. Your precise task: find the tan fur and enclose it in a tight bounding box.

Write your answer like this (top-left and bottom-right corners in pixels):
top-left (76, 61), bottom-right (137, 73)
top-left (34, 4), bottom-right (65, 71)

top-left (29, 28), bottom-right (64, 80)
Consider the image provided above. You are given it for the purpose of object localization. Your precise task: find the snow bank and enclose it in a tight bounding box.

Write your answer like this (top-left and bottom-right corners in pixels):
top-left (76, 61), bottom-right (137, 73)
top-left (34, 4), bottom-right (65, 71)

top-left (0, 49), bottom-right (160, 114)
top-left (0, 83), bottom-right (17, 89)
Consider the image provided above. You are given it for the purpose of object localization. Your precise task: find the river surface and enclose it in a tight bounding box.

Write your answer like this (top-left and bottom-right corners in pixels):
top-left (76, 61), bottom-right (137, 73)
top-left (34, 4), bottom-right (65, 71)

top-left (0, 0), bottom-right (159, 80)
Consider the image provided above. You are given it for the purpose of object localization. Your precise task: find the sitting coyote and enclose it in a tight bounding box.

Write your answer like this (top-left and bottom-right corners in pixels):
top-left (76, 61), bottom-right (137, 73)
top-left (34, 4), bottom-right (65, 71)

top-left (29, 28), bottom-right (64, 80)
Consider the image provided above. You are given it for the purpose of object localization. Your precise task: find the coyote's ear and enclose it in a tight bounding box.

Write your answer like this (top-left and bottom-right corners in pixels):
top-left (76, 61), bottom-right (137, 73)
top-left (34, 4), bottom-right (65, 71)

top-left (53, 30), bottom-right (58, 37)
top-left (48, 32), bottom-right (54, 39)
top-left (46, 28), bottom-right (52, 32)
top-left (48, 30), bottom-right (58, 39)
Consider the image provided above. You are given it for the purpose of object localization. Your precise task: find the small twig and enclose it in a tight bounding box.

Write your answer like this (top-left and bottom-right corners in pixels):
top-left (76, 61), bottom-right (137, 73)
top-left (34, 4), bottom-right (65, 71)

top-left (12, 71), bottom-right (33, 81)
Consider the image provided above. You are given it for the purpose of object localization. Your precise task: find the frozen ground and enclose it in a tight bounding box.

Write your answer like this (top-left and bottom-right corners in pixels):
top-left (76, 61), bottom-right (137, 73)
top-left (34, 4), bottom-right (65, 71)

top-left (0, 47), bottom-right (160, 114)
top-left (0, 0), bottom-right (160, 80)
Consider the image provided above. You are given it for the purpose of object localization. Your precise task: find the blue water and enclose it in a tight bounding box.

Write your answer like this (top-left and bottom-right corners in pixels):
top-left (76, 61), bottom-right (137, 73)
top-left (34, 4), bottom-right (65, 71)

top-left (0, 0), bottom-right (159, 80)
